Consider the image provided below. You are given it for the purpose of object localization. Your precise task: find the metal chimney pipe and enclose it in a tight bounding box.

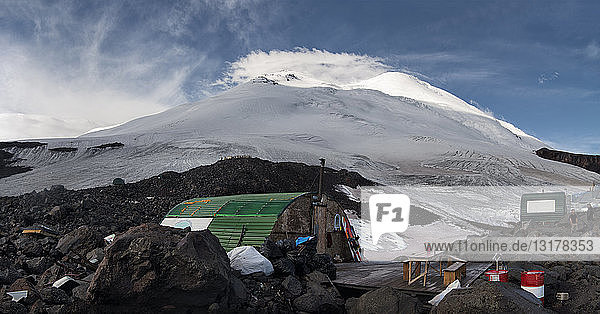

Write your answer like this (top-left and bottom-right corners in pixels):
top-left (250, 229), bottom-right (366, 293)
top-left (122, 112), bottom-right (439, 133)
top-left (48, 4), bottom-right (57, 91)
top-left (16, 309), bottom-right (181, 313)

top-left (318, 158), bottom-right (325, 199)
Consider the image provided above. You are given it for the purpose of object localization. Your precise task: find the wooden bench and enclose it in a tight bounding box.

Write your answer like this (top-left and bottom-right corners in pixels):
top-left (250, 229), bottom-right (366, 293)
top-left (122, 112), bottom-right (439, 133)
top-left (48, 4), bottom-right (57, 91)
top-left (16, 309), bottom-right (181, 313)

top-left (443, 262), bottom-right (466, 286)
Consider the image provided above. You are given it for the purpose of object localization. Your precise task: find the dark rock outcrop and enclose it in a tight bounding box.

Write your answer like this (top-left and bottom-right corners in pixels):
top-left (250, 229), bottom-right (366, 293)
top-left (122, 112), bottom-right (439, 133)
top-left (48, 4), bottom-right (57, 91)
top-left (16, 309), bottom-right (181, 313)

top-left (89, 142), bottom-right (124, 149)
top-left (536, 147), bottom-right (600, 175)
top-left (86, 223), bottom-right (231, 312)
top-left (48, 147), bottom-right (77, 153)
top-left (0, 141), bottom-right (46, 179)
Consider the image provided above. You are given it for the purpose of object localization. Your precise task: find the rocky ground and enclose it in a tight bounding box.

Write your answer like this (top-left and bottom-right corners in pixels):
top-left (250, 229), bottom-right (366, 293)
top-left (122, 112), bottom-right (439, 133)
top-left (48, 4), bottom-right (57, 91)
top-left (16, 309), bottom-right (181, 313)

top-left (0, 157), bottom-right (374, 313)
top-left (1, 156), bottom-right (599, 313)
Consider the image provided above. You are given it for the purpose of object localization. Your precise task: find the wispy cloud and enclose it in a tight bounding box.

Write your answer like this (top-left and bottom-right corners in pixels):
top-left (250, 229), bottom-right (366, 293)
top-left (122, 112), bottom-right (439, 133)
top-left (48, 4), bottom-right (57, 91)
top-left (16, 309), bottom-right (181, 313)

top-left (543, 136), bottom-right (600, 155)
top-left (584, 41), bottom-right (600, 59)
top-left (537, 71), bottom-right (560, 85)
top-left (0, 1), bottom-right (210, 140)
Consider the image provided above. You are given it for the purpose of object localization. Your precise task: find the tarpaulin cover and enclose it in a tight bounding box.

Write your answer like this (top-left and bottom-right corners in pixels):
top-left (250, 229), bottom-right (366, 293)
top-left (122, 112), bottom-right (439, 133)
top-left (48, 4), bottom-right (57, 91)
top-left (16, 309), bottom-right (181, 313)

top-left (227, 246), bottom-right (274, 276)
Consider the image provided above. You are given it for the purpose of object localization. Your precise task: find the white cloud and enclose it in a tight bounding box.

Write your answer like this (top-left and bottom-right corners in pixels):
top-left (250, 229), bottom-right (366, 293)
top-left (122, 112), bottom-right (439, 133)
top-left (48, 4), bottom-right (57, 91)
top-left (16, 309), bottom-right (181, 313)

top-left (537, 71), bottom-right (560, 85)
top-left (217, 48), bottom-right (391, 87)
top-left (584, 41), bottom-right (600, 59)
top-left (0, 113), bottom-right (95, 141)
top-left (0, 38), bottom-right (185, 140)
top-left (0, 1), bottom-right (203, 141)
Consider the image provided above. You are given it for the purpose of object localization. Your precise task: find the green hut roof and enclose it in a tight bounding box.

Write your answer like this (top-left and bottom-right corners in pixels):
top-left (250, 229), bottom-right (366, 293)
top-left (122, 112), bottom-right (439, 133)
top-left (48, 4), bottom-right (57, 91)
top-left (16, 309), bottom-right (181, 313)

top-left (164, 192), bottom-right (309, 250)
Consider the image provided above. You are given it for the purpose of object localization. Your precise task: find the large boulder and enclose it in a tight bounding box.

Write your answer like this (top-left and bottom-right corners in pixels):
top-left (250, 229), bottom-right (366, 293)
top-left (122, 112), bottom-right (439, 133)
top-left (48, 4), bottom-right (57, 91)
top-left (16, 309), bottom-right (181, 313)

top-left (432, 280), bottom-right (551, 313)
top-left (86, 223), bottom-right (231, 311)
top-left (346, 286), bottom-right (423, 314)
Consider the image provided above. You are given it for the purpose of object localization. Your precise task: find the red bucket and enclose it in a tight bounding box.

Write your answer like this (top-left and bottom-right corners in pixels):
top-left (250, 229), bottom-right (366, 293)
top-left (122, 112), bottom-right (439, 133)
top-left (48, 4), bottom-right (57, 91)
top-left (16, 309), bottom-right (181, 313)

top-left (485, 270), bottom-right (508, 282)
top-left (521, 271), bottom-right (544, 304)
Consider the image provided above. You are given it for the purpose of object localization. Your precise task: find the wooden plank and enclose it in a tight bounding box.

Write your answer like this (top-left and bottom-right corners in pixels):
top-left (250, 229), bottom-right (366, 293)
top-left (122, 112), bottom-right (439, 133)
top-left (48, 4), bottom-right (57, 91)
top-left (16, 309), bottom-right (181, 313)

top-left (333, 261), bottom-right (492, 295)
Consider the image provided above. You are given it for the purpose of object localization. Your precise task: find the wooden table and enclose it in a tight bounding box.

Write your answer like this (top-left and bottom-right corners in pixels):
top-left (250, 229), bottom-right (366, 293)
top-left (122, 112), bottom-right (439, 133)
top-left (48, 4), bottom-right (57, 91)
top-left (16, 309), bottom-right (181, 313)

top-left (405, 252), bottom-right (444, 286)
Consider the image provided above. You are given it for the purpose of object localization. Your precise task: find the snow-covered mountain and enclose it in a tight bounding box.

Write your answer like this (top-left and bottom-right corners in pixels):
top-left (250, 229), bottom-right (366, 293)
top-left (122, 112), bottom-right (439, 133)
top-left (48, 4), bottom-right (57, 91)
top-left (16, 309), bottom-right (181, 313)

top-left (2, 71), bottom-right (598, 197)
top-left (4, 70), bottom-right (599, 257)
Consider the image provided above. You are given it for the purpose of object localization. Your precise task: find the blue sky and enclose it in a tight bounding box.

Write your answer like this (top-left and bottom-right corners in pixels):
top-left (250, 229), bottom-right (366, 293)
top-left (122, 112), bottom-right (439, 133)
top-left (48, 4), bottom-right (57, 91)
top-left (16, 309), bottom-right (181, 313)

top-left (1, 1), bottom-right (599, 153)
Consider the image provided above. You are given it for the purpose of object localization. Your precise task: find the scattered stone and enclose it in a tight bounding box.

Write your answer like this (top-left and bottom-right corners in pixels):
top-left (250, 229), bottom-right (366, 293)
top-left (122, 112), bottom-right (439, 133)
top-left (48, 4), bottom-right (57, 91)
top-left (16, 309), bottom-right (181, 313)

top-left (0, 301), bottom-right (28, 314)
top-left (48, 206), bottom-right (64, 218)
top-left (311, 253), bottom-right (336, 280)
top-left (260, 239), bottom-right (283, 259)
top-left (8, 277), bottom-right (40, 305)
top-left (39, 287), bottom-right (71, 305)
top-left (0, 267), bottom-right (21, 285)
top-left (272, 257), bottom-right (295, 276)
top-left (25, 257), bottom-right (53, 274)
top-left (55, 226), bottom-right (104, 255)
top-left (85, 248), bottom-right (104, 264)
top-left (72, 281), bottom-right (90, 301)
top-left (275, 239), bottom-right (297, 254)
top-left (226, 276), bottom-right (248, 306)
top-left (293, 282), bottom-right (343, 313)
top-left (15, 237), bottom-right (44, 257)
top-left (282, 275), bottom-right (303, 297)
top-left (36, 264), bottom-right (62, 289)
top-left (49, 185), bottom-right (66, 192)
top-left (208, 302), bottom-right (220, 313)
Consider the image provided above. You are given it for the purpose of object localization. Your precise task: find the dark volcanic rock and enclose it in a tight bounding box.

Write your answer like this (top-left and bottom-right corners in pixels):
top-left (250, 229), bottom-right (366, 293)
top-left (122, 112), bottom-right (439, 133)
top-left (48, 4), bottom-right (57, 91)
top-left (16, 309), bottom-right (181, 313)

top-left (273, 257), bottom-right (296, 277)
top-left (0, 266), bottom-right (20, 285)
top-left (347, 286), bottom-right (423, 314)
top-left (293, 271), bottom-right (344, 313)
top-left (25, 256), bottom-right (53, 275)
top-left (14, 237), bottom-right (44, 257)
top-left (0, 301), bottom-right (28, 314)
top-left (260, 238), bottom-right (283, 259)
top-left (39, 287), bottom-right (71, 305)
top-left (282, 275), bottom-right (303, 297)
top-left (86, 223), bottom-right (231, 311)
top-left (311, 253), bottom-right (336, 280)
top-left (36, 264), bottom-right (63, 289)
top-left (90, 142), bottom-right (124, 149)
top-left (55, 225), bottom-right (104, 255)
top-left (9, 277), bottom-right (40, 305)
top-left (536, 147), bottom-right (600, 175)
top-left (0, 141), bottom-right (45, 179)
top-left (48, 147), bottom-right (77, 153)
top-left (432, 280), bottom-right (551, 314)
top-left (0, 142), bottom-right (47, 149)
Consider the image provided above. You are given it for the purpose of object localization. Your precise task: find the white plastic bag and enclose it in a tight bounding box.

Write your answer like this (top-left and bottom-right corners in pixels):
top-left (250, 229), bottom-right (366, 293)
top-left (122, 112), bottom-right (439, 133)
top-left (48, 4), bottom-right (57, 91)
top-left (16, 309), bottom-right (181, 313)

top-left (428, 279), bottom-right (461, 306)
top-left (227, 246), bottom-right (274, 276)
